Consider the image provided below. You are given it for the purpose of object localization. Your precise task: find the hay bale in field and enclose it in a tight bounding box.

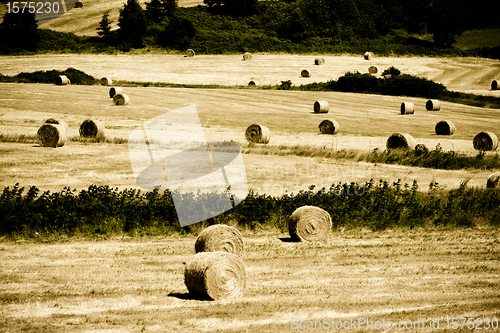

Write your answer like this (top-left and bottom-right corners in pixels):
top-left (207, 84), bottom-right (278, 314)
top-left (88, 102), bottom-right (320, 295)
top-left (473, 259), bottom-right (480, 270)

top-left (55, 75), bottom-right (70, 85)
top-left (368, 66), bottom-right (378, 74)
top-left (318, 119), bottom-right (340, 135)
top-left (74, 1), bottom-right (83, 8)
top-left (426, 99), bottom-right (441, 111)
top-left (37, 123), bottom-right (67, 148)
top-left (100, 77), bottom-right (113, 86)
top-left (314, 58), bottom-right (325, 65)
top-left (492, 80), bottom-right (499, 90)
top-left (435, 120), bottom-right (455, 136)
top-left (473, 131), bottom-right (499, 151)
top-left (364, 52), bottom-right (374, 60)
top-left (195, 224), bottom-right (243, 256)
top-left (301, 69), bottom-right (310, 78)
top-left (79, 119), bottom-right (105, 138)
top-left (186, 49), bottom-right (195, 57)
top-left (245, 124), bottom-right (270, 144)
top-left (400, 102), bottom-right (415, 115)
top-left (288, 205), bottom-right (332, 242)
top-left (184, 251), bottom-right (246, 300)
top-left (386, 133), bottom-right (416, 150)
top-left (248, 80), bottom-right (256, 86)
top-left (113, 93), bottom-right (129, 106)
top-left (44, 118), bottom-right (68, 133)
top-left (109, 87), bottom-right (123, 98)
top-left (243, 52), bottom-right (252, 61)
top-left (314, 101), bottom-right (329, 113)
top-left (487, 172), bottom-right (500, 188)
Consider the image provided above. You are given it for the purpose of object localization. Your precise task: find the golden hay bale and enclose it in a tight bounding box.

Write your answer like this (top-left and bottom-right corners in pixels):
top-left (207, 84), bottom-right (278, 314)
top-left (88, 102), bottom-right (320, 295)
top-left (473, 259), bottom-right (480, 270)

top-left (248, 80), bottom-right (257, 86)
top-left (368, 66), bottom-right (378, 74)
top-left (314, 101), bottom-right (329, 113)
top-left (186, 49), bottom-right (195, 57)
top-left (109, 87), bottom-right (123, 98)
top-left (184, 251), bottom-right (246, 300)
top-left (74, 1), bottom-right (83, 8)
top-left (301, 69), bottom-right (311, 78)
top-left (426, 99), bottom-right (441, 111)
top-left (364, 52), bottom-right (374, 60)
top-left (79, 119), bottom-right (105, 138)
top-left (37, 123), bottom-right (67, 148)
top-left (100, 77), bottom-right (113, 86)
top-left (245, 124), bottom-right (270, 144)
top-left (113, 93), bottom-right (129, 106)
top-left (400, 102), bottom-right (415, 115)
top-left (314, 58), bottom-right (325, 65)
top-left (386, 133), bottom-right (417, 150)
top-left (318, 119), bottom-right (340, 135)
top-left (487, 172), bottom-right (500, 188)
top-left (55, 75), bottom-right (70, 85)
top-left (473, 131), bottom-right (499, 151)
top-left (44, 118), bottom-right (68, 133)
top-left (195, 224), bottom-right (244, 256)
top-left (243, 52), bottom-right (252, 61)
top-left (492, 80), bottom-right (498, 90)
top-left (288, 206), bottom-right (332, 242)
top-left (435, 120), bottom-right (455, 136)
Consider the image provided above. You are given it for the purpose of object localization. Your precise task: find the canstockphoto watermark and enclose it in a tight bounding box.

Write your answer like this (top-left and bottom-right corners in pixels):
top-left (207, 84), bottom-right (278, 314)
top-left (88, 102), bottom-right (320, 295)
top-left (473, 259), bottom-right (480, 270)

top-left (291, 318), bottom-right (427, 330)
top-left (128, 104), bottom-right (248, 227)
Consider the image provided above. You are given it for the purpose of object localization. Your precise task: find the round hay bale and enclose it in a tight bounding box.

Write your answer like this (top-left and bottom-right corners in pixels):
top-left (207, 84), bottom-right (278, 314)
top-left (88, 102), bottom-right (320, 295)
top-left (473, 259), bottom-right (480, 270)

top-left (186, 49), bottom-right (195, 57)
top-left (386, 133), bottom-right (417, 150)
top-left (318, 119), bottom-right (340, 135)
top-left (314, 101), bottom-right (329, 113)
top-left (37, 123), bottom-right (67, 148)
top-left (314, 58), bottom-right (325, 65)
top-left (184, 251), bottom-right (246, 300)
top-left (368, 66), bottom-right (378, 74)
top-left (113, 93), bottom-right (129, 106)
top-left (492, 80), bottom-right (498, 90)
top-left (435, 120), bottom-right (455, 135)
top-left (487, 172), bottom-right (500, 188)
top-left (55, 75), bottom-right (70, 85)
top-left (74, 1), bottom-right (83, 8)
top-left (243, 52), bottom-right (252, 61)
top-left (364, 52), bottom-right (374, 60)
top-left (426, 99), bottom-right (441, 111)
top-left (100, 77), bottom-right (113, 86)
top-left (400, 102), bottom-right (415, 115)
top-left (195, 224), bottom-right (243, 256)
top-left (109, 87), bottom-right (123, 98)
top-left (248, 80), bottom-right (256, 86)
top-left (301, 69), bottom-right (310, 78)
top-left (473, 131), bottom-right (499, 151)
top-left (79, 119), bottom-right (105, 138)
top-left (288, 206), bottom-right (332, 242)
top-left (245, 124), bottom-right (270, 144)
top-left (44, 118), bottom-right (68, 133)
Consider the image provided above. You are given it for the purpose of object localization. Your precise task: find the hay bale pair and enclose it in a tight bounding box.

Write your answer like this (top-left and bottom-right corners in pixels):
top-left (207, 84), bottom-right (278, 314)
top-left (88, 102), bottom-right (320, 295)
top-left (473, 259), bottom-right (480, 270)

top-left (245, 124), bottom-right (270, 144)
top-left (37, 118), bottom-right (68, 148)
top-left (109, 87), bottom-right (129, 105)
top-left (401, 100), bottom-right (441, 115)
top-left (288, 206), bottom-right (332, 242)
top-left (473, 132), bottom-right (498, 151)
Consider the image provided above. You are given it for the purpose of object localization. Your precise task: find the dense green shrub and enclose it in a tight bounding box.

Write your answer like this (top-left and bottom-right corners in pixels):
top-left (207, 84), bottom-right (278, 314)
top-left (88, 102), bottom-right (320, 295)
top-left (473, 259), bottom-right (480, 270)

top-left (0, 68), bottom-right (98, 85)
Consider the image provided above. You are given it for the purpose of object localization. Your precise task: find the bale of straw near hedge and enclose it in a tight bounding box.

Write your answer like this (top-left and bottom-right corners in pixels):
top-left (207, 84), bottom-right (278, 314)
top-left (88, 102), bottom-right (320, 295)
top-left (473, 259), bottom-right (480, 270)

top-left (400, 102), bottom-right (415, 115)
top-left (245, 124), bottom-right (270, 144)
top-left (473, 131), bottom-right (499, 151)
top-left (368, 66), bottom-right (378, 74)
top-left (74, 1), bottom-right (83, 8)
top-left (314, 58), bottom-right (325, 65)
top-left (288, 206), bottom-right (332, 242)
top-left (100, 77), bottom-right (112, 86)
top-left (301, 69), bottom-right (311, 78)
top-left (79, 119), bottom-right (105, 138)
top-left (44, 118), bottom-right (68, 133)
top-left (195, 224), bottom-right (244, 256)
top-left (243, 52), bottom-right (252, 61)
top-left (184, 251), bottom-right (246, 300)
top-left (318, 119), bottom-right (340, 135)
top-left (109, 87), bottom-right (123, 98)
top-left (37, 123), bottom-right (67, 148)
top-left (314, 101), bottom-right (329, 113)
top-left (55, 75), bottom-right (70, 85)
top-left (435, 120), bottom-right (455, 135)
top-left (364, 52), bottom-right (374, 60)
top-left (386, 133), bottom-right (417, 150)
top-left (113, 93), bottom-right (129, 106)
top-left (186, 49), bottom-right (195, 57)
top-left (487, 172), bottom-right (500, 188)
top-left (492, 80), bottom-right (499, 90)
top-left (426, 99), bottom-right (441, 111)
top-left (248, 80), bottom-right (257, 86)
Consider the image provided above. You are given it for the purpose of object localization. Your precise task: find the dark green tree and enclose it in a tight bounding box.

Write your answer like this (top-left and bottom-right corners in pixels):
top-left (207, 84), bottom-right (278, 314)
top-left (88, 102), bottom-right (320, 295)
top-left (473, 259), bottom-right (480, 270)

top-left (97, 10), bottom-right (113, 38)
top-left (0, 11), bottom-right (39, 51)
top-left (118, 0), bottom-right (148, 48)
top-left (425, 0), bottom-right (467, 47)
top-left (157, 15), bottom-right (196, 49)
top-left (203, 0), bottom-right (257, 16)
top-left (145, 0), bottom-right (177, 23)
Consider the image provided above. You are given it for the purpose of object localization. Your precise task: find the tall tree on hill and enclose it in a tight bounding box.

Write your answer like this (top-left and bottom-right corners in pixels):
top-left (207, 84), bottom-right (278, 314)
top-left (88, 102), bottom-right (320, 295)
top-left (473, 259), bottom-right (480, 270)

top-left (97, 10), bottom-right (113, 39)
top-left (118, 0), bottom-right (148, 48)
top-left (145, 0), bottom-right (177, 23)
top-left (425, 0), bottom-right (467, 47)
top-left (0, 11), bottom-right (39, 51)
